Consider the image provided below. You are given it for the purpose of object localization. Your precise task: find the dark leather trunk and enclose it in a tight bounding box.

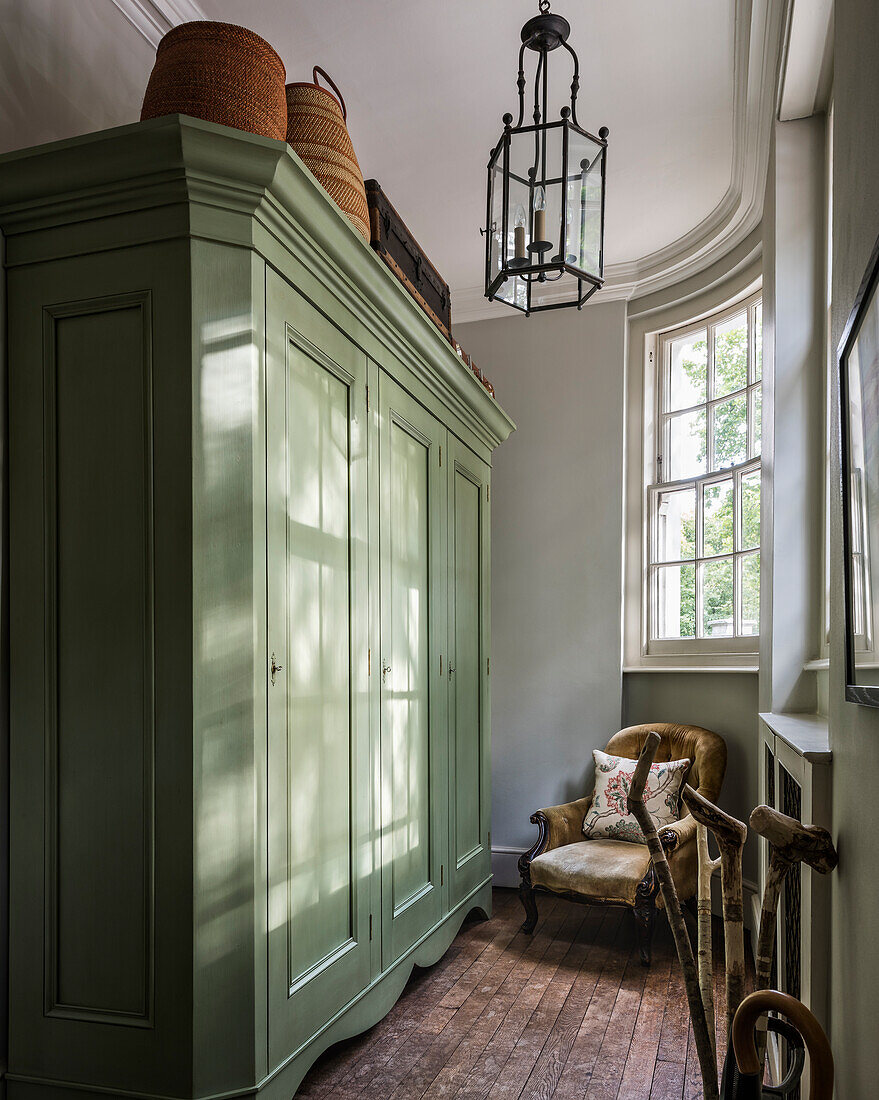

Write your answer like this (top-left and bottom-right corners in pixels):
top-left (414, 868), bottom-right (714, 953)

top-left (365, 179), bottom-right (452, 340)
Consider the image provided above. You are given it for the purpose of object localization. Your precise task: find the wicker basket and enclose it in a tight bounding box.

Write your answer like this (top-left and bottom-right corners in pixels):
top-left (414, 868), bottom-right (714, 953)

top-left (285, 68), bottom-right (370, 241)
top-left (141, 21), bottom-right (287, 141)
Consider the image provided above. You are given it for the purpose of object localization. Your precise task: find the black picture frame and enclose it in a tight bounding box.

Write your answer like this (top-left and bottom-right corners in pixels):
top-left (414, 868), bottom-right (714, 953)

top-left (839, 231), bottom-right (879, 706)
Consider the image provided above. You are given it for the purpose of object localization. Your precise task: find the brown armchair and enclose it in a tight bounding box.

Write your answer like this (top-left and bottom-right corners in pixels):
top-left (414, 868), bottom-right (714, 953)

top-left (518, 723), bottom-right (727, 965)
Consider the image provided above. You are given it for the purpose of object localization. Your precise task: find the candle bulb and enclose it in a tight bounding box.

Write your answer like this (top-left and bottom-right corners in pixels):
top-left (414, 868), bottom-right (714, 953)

top-left (513, 203), bottom-right (527, 259)
top-left (533, 185), bottom-right (546, 243)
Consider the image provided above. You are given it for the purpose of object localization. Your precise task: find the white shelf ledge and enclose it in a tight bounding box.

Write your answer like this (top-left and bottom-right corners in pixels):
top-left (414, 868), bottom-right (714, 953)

top-left (759, 711), bottom-right (831, 762)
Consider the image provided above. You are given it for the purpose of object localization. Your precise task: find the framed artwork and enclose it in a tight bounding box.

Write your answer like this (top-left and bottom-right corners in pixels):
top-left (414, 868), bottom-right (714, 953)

top-left (839, 233), bottom-right (879, 705)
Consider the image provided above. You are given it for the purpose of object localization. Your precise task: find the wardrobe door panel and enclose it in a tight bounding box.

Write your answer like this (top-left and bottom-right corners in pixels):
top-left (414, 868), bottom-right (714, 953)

top-left (388, 425), bottom-right (431, 906)
top-left (267, 271), bottom-right (371, 1065)
top-left (447, 438), bottom-right (491, 907)
top-left (379, 372), bottom-right (447, 964)
top-left (286, 351), bottom-right (353, 977)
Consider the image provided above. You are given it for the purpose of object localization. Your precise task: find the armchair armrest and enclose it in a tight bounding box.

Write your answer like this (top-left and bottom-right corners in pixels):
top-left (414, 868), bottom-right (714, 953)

top-left (517, 794), bottom-right (593, 880)
top-left (659, 813), bottom-right (697, 853)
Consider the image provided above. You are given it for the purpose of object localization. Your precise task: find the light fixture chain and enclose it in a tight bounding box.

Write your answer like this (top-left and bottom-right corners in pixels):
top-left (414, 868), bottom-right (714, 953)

top-left (539, 0), bottom-right (550, 13)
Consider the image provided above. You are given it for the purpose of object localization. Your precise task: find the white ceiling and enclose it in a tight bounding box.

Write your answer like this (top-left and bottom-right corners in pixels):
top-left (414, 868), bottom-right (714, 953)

top-left (202, 0), bottom-right (739, 313)
top-left (1, 0), bottom-right (784, 321)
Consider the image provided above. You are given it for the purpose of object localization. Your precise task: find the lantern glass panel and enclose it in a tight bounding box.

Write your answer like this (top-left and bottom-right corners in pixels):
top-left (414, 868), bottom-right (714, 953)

top-left (506, 125), bottom-right (565, 267)
top-left (506, 131), bottom-right (534, 269)
top-left (565, 127), bottom-right (605, 279)
top-left (497, 272), bottom-right (529, 310)
top-left (536, 124), bottom-right (564, 252)
top-left (488, 142), bottom-right (505, 288)
top-left (529, 269), bottom-right (590, 310)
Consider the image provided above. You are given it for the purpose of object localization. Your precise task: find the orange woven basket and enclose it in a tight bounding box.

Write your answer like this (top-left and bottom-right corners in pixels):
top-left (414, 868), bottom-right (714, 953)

top-left (285, 68), bottom-right (370, 241)
top-left (141, 21), bottom-right (287, 141)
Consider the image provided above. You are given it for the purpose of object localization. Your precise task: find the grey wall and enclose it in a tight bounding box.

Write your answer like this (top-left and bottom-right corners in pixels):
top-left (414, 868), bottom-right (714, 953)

top-left (460, 284), bottom-right (766, 895)
top-left (623, 672), bottom-right (760, 884)
top-left (828, 0), bottom-right (879, 1092)
top-left (457, 303), bottom-right (626, 884)
top-left (0, 221), bottom-right (6, 1087)
top-left (0, 0), bottom-right (152, 155)
top-left (0, 2), bottom-right (153, 1079)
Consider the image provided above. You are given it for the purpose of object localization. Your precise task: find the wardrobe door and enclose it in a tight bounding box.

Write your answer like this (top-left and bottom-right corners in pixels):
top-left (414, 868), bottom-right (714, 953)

top-left (446, 437), bottom-right (492, 907)
top-left (379, 372), bottom-right (448, 965)
top-left (266, 271), bottom-right (371, 1065)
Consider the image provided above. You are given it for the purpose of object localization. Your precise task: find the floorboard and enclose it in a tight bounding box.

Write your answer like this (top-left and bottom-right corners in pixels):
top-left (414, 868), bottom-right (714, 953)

top-left (296, 888), bottom-right (750, 1099)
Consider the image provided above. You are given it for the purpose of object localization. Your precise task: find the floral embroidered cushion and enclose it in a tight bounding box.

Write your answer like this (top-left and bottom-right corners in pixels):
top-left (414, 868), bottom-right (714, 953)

top-left (581, 748), bottom-right (691, 844)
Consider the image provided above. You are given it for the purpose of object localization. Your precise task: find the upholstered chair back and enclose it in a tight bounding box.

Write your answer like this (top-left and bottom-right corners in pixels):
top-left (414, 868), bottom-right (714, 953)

top-left (605, 723), bottom-right (726, 807)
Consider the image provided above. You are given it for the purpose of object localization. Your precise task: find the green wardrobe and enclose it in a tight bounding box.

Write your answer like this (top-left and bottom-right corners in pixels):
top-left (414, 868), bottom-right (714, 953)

top-left (0, 115), bottom-right (513, 1100)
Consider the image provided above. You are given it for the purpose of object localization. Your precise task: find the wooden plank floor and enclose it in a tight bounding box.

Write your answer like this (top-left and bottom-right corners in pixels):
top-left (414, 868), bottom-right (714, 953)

top-left (296, 888), bottom-right (745, 1100)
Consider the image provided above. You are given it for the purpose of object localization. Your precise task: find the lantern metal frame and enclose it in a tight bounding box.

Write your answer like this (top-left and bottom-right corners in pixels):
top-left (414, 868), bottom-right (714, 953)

top-left (484, 1), bottom-right (608, 315)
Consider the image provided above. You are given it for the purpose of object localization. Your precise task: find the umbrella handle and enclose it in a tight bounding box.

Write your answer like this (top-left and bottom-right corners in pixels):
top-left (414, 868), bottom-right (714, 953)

top-left (761, 1018), bottom-right (805, 1096)
top-left (731, 990), bottom-right (834, 1100)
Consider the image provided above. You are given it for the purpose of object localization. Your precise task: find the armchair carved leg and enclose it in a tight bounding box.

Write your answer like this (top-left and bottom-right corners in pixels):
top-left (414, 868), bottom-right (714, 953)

top-left (634, 868), bottom-right (659, 966)
top-left (517, 812), bottom-right (550, 935)
top-left (518, 876), bottom-right (539, 934)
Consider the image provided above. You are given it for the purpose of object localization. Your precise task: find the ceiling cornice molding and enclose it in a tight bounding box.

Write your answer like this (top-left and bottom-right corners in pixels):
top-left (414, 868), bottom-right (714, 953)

top-left (453, 0), bottom-right (789, 327)
top-left (109, 0), bottom-right (207, 47)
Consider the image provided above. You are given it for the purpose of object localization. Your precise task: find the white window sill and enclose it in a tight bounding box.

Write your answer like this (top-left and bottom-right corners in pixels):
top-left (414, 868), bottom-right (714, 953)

top-left (624, 665), bottom-right (759, 674)
top-left (803, 658), bottom-right (829, 671)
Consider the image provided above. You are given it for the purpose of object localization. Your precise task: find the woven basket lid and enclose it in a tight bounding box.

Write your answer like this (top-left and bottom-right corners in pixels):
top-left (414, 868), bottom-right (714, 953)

top-left (155, 20), bottom-right (286, 79)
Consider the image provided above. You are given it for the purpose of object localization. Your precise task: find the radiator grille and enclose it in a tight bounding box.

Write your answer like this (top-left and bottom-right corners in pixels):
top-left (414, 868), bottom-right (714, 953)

top-left (765, 744), bottom-right (777, 991)
top-left (766, 744), bottom-right (775, 805)
top-left (780, 764), bottom-right (803, 1100)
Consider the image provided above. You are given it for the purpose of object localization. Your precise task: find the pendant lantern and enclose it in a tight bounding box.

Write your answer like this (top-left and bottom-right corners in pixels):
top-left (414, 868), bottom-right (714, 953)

top-left (484, 0), bottom-right (608, 314)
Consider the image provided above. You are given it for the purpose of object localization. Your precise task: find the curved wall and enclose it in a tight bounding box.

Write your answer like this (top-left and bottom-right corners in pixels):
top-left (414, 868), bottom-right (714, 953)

top-left (623, 232), bottom-right (764, 887)
top-left (458, 231), bottom-right (765, 891)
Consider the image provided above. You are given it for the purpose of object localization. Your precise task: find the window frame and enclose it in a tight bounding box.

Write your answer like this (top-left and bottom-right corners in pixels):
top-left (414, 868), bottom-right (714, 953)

top-left (644, 291), bottom-right (763, 659)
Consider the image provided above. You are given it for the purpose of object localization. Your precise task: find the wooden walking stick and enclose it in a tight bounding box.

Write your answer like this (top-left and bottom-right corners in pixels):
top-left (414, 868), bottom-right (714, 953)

top-left (696, 822), bottom-right (722, 1057)
top-left (682, 784), bottom-right (748, 1035)
top-left (627, 732), bottom-right (719, 1100)
top-left (749, 805), bottom-right (838, 992)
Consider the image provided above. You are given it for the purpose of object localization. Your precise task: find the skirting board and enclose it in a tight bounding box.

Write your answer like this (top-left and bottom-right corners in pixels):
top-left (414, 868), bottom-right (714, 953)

top-left (493, 846), bottom-right (761, 935)
top-left (491, 846), bottom-right (526, 888)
